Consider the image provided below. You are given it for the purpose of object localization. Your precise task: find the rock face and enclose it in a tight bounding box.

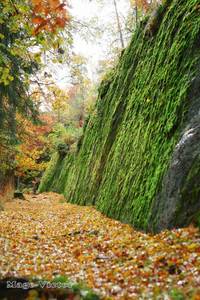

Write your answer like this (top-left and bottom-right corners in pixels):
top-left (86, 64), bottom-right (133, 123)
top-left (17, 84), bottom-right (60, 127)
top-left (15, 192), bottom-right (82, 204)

top-left (149, 68), bottom-right (200, 232)
top-left (39, 0), bottom-right (200, 233)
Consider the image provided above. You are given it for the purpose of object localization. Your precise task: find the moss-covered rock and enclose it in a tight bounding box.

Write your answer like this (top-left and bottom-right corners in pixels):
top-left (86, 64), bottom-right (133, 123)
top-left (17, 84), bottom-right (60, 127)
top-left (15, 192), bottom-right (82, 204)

top-left (39, 0), bottom-right (200, 232)
top-left (39, 153), bottom-right (74, 194)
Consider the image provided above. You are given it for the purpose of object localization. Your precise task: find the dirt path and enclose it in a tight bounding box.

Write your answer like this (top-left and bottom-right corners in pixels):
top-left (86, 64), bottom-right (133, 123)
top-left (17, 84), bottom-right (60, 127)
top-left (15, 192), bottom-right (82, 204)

top-left (0, 193), bottom-right (200, 299)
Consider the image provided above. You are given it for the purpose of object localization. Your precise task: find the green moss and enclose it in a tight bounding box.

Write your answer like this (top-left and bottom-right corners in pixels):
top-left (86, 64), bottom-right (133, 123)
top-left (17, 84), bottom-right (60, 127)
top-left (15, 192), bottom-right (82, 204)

top-left (38, 153), bottom-right (61, 193)
top-left (40, 0), bottom-right (200, 232)
top-left (39, 152), bottom-right (74, 195)
top-left (95, 0), bottom-right (200, 230)
top-left (170, 289), bottom-right (185, 300)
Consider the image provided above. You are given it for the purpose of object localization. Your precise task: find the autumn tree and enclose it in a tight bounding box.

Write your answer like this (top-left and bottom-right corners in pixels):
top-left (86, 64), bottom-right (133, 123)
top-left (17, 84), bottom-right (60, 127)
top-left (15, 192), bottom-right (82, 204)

top-left (0, 0), bottom-right (68, 191)
top-left (47, 85), bottom-right (70, 123)
top-left (31, 0), bottom-right (69, 35)
top-left (15, 114), bottom-right (54, 191)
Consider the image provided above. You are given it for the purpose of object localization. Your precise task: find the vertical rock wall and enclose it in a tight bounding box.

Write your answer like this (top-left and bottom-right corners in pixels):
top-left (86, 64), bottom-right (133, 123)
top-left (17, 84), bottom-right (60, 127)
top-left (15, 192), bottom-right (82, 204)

top-left (39, 0), bottom-right (200, 232)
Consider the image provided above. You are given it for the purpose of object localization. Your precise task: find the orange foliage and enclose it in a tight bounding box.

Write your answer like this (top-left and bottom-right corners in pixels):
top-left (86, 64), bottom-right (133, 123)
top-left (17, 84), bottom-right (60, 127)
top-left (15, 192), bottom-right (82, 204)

top-left (0, 194), bottom-right (200, 299)
top-left (136, 0), bottom-right (151, 12)
top-left (131, 0), bottom-right (160, 12)
top-left (31, 0), bottom-right (69, 34)
top-left (16, 114), bottom-right (54, 177)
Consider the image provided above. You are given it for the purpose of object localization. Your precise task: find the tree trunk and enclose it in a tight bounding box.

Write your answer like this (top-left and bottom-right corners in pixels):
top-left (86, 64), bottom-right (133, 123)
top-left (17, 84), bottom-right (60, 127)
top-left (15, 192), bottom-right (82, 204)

top-left (0, 173), bottom-right (15, 208)
top-left (113, 0), bottom-right (125, 48)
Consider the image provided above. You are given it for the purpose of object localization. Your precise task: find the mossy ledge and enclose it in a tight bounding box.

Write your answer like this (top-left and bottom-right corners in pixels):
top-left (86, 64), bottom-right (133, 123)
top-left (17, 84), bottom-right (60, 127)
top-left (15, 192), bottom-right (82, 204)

top-left (39, 0), bottom-right (200, 233)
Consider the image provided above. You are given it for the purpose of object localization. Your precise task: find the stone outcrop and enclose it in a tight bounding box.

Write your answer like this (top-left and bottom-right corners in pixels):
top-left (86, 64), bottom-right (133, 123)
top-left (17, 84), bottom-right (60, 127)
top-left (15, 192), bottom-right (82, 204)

top-left (39, 0), bottom-right (200, 232)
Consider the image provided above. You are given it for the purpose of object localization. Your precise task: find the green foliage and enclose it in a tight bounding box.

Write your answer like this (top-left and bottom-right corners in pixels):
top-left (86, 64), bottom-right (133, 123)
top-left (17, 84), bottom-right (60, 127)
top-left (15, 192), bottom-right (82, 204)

top-left (51, 276), bottom-right (100, 300)
top-left (0, 133), bottom-right (16, 180)
top-left (170, 289), bottom-right (185, 300)
top-left (0, 1), bottom-right (39, 125)
top-left (40, 0), bottom-right (200, 231)
top-left (48, 123), bottom-right (83, 152)
top-left (0, 0), bottom-right (68, 185)
top-left (0, 0), bottom-right (38, 181)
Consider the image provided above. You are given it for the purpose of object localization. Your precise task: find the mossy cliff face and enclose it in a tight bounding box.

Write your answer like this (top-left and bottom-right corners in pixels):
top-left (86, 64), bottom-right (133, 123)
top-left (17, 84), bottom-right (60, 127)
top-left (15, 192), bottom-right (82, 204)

top-left (39, 0), bottom-right (200, 233)
top-left (39, 153), bottom-right (74, 194)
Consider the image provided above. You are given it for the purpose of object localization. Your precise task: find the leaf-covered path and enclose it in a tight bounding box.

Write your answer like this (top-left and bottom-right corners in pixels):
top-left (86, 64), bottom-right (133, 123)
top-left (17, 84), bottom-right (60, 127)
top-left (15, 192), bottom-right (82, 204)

top-left (0, 193), bottom-right (200, 299)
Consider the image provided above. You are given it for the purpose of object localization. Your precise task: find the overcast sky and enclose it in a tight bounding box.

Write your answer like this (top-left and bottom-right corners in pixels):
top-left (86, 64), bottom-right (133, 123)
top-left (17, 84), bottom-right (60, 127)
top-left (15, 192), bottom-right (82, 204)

top-left (54, 0), bottom-right (130, 87)
top-left (71, 0), bottom-right (130, 61)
